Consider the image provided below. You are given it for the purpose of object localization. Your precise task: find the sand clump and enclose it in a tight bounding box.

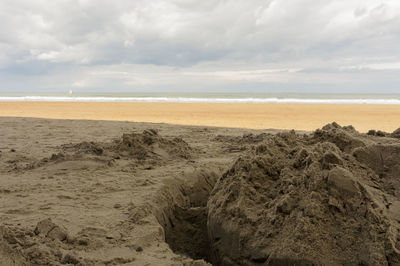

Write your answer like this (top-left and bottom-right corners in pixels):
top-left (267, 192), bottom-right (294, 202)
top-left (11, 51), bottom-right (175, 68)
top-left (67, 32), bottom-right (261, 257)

top-left (116, 129), bottom-right (192, 160)
top-left (367, 127), bottom-right (400, 139)
top-left (0, 217), bottom-right (139, 265)
top-left (207, 123), bottom-right (400, 265)
top-left (391, 128), bottom-right (400, 139)
top-left (34, 218), bottom-right (69, 242)
top-left (1, 220), bottom-right (82, 265)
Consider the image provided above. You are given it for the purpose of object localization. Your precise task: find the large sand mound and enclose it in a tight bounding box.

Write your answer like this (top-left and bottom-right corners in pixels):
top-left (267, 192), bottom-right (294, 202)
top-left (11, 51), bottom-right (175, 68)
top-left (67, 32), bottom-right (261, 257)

top-left (208, 123), bottom-right (400, 265)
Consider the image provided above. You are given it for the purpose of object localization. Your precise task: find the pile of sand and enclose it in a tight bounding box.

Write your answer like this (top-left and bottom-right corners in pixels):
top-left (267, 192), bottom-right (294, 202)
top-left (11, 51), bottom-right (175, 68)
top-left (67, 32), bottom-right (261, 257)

top-left (115, 129), bottom-right (192, 160)
top-left (60, 129), bottom-right (192, 161)
top-left (31, 129), bottom-right (193, 170)
top-left (208, 123), bottom-right (400, 265)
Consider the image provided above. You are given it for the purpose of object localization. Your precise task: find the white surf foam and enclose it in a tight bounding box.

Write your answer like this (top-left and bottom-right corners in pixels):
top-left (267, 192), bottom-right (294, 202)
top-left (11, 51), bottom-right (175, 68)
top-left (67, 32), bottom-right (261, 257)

top-left (1, 96), bottom-right (400, 104)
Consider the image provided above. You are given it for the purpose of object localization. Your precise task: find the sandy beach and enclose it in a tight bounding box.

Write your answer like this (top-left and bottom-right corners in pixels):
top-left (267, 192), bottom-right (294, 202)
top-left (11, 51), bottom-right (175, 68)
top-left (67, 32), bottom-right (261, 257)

top-left (0, 117), bottom-right (274, 265)
top-left (1, 102), bottom-right (400, 132)
top-left (4, 0), bottom-right (400, 264)
top-left (1, 116), bottom-right (400, 265)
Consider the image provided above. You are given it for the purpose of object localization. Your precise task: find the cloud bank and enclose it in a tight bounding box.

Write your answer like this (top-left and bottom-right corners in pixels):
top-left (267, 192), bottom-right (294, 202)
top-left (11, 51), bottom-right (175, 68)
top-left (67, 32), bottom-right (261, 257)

top-left (1, 0), bottom-right (400, 93)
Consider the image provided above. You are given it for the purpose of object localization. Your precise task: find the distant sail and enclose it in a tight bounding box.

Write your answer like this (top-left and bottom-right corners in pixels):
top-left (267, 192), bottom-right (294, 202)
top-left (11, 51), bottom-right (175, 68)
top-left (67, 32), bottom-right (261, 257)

top-left (69, 89), bottom-right (73, 95)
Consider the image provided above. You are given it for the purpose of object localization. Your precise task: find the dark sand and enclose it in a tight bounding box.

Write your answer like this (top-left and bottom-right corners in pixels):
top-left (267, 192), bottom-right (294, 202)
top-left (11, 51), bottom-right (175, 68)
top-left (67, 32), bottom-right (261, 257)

top-left (1, 117), bottom-right (400, 265)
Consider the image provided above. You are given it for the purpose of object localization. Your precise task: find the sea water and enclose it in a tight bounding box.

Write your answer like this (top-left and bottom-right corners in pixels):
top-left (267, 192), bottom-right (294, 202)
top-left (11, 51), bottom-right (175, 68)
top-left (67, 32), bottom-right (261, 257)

top-left (1, 92), bottom-right (400, 104)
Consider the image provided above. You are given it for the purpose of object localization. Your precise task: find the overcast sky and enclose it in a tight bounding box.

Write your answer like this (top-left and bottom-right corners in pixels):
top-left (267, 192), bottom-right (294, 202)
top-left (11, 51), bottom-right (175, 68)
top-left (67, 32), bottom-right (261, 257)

top-left (1, 0), bottom-right (400, 94)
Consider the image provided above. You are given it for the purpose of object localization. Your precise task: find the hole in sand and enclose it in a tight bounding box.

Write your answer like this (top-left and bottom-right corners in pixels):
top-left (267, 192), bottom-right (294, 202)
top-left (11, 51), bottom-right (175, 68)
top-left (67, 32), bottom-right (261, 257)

top-left (155, 170), bottom-right (218, 264)
top-left (166, 204), bottom-right (211, 261)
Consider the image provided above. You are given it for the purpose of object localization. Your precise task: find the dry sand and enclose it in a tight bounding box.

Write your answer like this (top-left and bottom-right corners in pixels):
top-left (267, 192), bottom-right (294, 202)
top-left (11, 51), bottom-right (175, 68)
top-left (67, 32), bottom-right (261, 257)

top-left (1, 102), bottom-right (400, 132)
top-left (1, 116), bottom-right (400, 265)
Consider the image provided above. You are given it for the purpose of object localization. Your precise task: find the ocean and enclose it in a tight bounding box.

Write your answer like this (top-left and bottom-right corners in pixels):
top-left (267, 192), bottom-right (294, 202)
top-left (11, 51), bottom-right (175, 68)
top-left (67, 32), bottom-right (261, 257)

top-left (1, 92), bottom-right (400, 104)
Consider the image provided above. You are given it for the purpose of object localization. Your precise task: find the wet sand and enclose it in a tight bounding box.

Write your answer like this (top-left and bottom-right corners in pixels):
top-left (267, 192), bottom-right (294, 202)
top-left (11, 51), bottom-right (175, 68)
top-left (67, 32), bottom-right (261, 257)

top-left (1, 117), bottom-right (400, 265)
top-left (1, 101), bottom-right (400, 132)
top-left (0, 117), bottom-right (269, 265)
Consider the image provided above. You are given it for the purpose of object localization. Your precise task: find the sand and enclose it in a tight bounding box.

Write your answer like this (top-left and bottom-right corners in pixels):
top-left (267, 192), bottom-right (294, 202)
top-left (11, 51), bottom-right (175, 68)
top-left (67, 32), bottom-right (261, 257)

top-left (1, 117), bottom-right (400, 265)
top-left (208, 123), bottom-right (400, 265)
top-left (0, 117), bottom-right (272, 265)
top-left (1, 102), bottom-right (400, 132)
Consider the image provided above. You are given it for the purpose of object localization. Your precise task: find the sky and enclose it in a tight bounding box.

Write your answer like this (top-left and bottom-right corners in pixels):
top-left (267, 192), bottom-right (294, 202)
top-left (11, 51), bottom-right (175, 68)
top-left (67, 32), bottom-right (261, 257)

top-left (1, 0), bottom-right (400, 95)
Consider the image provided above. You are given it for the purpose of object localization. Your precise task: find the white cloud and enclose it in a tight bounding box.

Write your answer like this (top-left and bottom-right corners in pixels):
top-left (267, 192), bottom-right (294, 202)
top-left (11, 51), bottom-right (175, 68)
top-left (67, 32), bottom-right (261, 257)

top-left (0, 0), bottom-right (400, 92)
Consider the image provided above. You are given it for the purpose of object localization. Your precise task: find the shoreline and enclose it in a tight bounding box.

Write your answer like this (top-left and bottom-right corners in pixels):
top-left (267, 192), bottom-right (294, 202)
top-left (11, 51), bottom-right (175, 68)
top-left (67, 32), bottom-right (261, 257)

top-left (2, 96), bottom-right (400, 105)
top-left (1, 101), bottom-right (400, 132)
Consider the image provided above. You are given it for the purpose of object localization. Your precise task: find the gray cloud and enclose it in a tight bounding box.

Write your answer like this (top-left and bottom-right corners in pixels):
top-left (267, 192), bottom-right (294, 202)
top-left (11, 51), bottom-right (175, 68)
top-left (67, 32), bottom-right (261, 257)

top-left (1, 0), bottom-right (400, 93)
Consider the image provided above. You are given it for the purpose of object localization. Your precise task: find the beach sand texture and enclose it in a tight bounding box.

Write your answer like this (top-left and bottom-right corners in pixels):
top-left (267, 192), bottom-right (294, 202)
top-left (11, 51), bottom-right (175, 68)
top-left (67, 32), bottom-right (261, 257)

top-left (1, 101), bottom-right (400, 132)
top-left (1, 117), bottom-right (400, 265)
